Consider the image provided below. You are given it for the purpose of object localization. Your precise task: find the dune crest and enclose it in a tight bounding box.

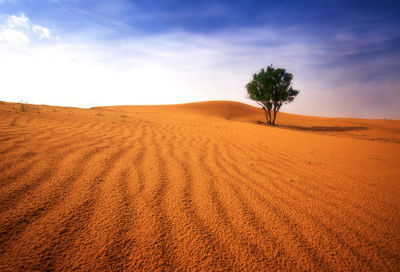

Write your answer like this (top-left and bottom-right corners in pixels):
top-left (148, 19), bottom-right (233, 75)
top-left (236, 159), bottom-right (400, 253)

top-left (96, 100), bottom-right (400, 143)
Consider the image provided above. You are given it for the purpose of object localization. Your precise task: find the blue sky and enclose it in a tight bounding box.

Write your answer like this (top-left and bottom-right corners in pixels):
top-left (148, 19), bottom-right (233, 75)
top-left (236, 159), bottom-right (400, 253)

top-left (0, 0), bottom-right (399, 118)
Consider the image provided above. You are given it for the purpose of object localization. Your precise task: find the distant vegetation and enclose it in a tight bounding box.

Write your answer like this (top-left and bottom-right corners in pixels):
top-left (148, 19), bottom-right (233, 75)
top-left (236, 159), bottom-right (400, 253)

top-left (19, 102), bottom-right (27, 112)
top-left (246, 65), bottom-right (299, 125)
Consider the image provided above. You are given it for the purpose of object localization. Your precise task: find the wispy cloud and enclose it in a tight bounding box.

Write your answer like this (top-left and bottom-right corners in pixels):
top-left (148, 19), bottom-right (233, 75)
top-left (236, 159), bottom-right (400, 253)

top-left (0, 13), bottom-right (52, 44)
top-left (0, 0), bottom-right (399, 118)
top-left (0, 27), bottom-right (29, 44)
top-left (7, 13), bottom-right (29, 28)
top-left (32, 24), bottom-right (50, 39)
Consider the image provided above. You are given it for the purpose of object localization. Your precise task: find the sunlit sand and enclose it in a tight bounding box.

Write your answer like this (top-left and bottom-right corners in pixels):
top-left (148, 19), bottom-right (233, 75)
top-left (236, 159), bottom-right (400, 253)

top-left (0, 100), bottom-right (399, 271)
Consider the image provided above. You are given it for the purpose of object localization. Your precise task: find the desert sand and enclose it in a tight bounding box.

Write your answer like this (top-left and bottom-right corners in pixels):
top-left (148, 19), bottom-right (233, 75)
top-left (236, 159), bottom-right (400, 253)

top-left (0, 100), bottom-right (399, 271)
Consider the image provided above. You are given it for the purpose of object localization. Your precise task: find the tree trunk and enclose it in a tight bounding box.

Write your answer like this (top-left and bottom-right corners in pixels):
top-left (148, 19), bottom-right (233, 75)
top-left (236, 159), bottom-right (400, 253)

top-left (263, 109), bottom-right (269, 124)
top-left (268, 110), bottom-right (272, 125)
top-left (272, 110), bottom-right (278, 125)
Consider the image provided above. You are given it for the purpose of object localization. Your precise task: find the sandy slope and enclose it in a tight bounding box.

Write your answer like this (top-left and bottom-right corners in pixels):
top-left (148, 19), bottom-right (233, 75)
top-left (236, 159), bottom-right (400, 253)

top-left (0, 100), bottom-right (399, 271)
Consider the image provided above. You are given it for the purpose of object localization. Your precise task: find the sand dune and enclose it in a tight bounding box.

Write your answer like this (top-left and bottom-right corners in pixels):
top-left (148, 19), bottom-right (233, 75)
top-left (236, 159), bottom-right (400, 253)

top-left (0, 100), bottom-right (399, 271)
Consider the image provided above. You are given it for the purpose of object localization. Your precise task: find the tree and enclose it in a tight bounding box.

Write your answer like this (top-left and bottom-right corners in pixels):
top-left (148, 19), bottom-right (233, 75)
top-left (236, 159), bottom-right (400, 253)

top-left (246, 65), bottom-right (299, 125)
top-left (246, 68), bottom-right (273, 124)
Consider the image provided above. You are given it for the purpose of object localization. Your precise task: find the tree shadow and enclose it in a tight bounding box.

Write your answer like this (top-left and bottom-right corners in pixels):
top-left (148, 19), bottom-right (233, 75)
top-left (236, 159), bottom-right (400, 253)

top-left (279, 124), bottom-right (369, 132)
top-left (254, 121), bottom-right (369, 132)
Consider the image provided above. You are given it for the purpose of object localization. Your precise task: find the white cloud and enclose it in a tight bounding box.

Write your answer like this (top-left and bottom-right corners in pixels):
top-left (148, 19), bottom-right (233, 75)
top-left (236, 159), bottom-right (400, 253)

top-left (7, 14), bottom-right (30, 28)
top-left (32, 25), bottom-right (51, 39)
top-left (0, 14), bottom-right (53, 45)
top-left (0, 28), bottom-right (30, 44)
top-left (0, 24), bottom-right (398, 118)
top-left (0, 29), bottom-right (327, 113)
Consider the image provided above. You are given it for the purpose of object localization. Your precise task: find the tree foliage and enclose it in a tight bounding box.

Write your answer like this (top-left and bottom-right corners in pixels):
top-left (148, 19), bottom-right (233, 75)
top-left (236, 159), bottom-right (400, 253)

top-left (246, 65), bottom-right (299, 125)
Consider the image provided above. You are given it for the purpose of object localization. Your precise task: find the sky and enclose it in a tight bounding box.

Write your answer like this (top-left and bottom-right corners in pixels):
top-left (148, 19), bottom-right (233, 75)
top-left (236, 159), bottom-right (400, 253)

top-left (0, 0), bottom-right (399, 118)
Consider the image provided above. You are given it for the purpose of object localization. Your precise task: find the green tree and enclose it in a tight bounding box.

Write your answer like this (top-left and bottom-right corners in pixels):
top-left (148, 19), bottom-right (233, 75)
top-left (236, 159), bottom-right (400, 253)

top-left (246, 65), bottom-right (299, 125)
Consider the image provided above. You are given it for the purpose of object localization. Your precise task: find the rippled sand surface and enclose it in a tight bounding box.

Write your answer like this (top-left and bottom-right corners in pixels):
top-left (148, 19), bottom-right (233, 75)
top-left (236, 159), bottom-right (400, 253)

top-left (1, 100), bottom-right (399, 271)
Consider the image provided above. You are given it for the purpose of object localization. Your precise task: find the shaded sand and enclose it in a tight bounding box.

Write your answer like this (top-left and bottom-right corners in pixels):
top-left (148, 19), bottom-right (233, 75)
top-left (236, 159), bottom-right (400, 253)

top-left (0, 100), bottom-right (399, 271)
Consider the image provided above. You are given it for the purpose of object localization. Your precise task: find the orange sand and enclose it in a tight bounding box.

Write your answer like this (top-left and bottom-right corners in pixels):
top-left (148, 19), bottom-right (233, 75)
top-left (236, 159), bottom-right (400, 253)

top-left (0, 100), bottom-right (399, 271)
